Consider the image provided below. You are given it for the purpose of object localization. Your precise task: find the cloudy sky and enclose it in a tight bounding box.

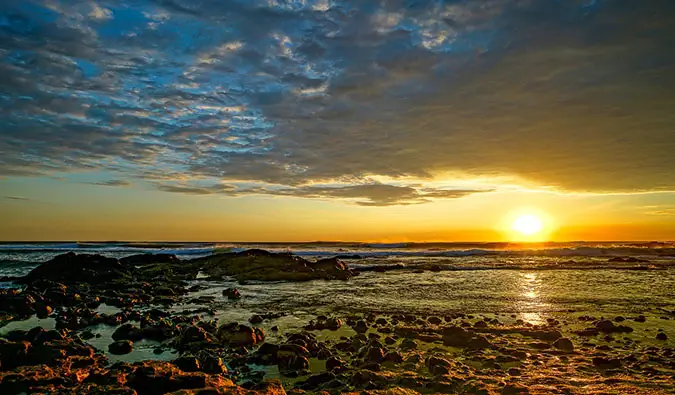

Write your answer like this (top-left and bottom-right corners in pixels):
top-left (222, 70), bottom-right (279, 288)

top-left (1, 0), bottom-right (674, 241)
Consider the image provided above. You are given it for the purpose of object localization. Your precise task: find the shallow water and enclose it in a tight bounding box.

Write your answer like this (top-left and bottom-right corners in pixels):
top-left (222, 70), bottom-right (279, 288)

top-left (1, 243), bottom-right (674, 388)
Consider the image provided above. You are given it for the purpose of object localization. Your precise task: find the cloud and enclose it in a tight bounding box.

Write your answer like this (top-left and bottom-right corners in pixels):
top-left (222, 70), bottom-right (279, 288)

top-left (4, 196), bottom-right (30, 201)
top-left (155, 183), bottom-right (236, 195)
top-left (1, 0), bottom-right (674, 204)
top-left (86, 179), bottom-right (131, 187)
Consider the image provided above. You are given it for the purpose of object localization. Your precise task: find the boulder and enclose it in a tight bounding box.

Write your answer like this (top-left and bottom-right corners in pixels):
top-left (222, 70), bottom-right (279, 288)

top-left (553, 337), bottom-right (575, 352)
top-left (222, 288), bottom-right (241, 299)
top-left (17, 252), bottom-right (130, 285)
top-left (217, 323), bottom-right (265, 346)
top-left (120, 253), bottom-right (180, 266)
top-left (109, 340), bottom-right (134, 355)
top-left (193, 249), bottom-right (354, 282)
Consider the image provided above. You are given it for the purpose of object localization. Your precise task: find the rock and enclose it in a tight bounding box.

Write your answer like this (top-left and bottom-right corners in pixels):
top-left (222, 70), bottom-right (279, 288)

top-left (656, 332), bottom-right (668, 341)
top-left (325, 318), bottom-right (342, 330)
top-left (428, 316), bottom-right (442, 325)
top-left (222, 288), bottom-right (241, 299)
top-left (249, 314), bottom-right (264, 324)
top-left (384, 351), bottom-right (403, 364)
top-left (34, 304), bottom-right (53, 319)
top-left (296, 372), bottom-right (336, 390)
top-left (467, 336), bottom-right (492, 349)
top-left (200, 355), bottom-right (228, 374)
top-left (353, 320), bottom-right (368, 333)
top-left (592, 356), bottom-right (622, 369)
top-left (442, 326), bottom-right (472, 347)
top-left (17, 252), bottom-right (130, 285)
top-left (193, 249), bottom-right (354, 282)
top-left (553, 337), bottom-right (574, 352)
top-left (365, 347), bottom-right (385, 363)
top-left (325, 356), bottom-right (343, 371)
top-left (120, 253), bottom-right (179, 266)
top-left (112, 323), bottom-right (145, 341)
top-left (503, 383), bottom-right (530, 394)
top-left (174, 356), bottom-right (201, 372)
top-left (400, 338), bottom-right (418, 350)
top-left (109, 340), bottom-right (134, 355)
top-left (278, 355), bottom-right (309, 371)
top-left (217, 323), bottom-right (264, 346)
top-left (0, 340), bottom-right (32, 369)
top-left (426, 356), bottom-right (452, 376)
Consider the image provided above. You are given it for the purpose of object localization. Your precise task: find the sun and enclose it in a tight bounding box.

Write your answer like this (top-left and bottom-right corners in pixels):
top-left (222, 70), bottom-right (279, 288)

top-left (512, 214), bottom-right (544, 236)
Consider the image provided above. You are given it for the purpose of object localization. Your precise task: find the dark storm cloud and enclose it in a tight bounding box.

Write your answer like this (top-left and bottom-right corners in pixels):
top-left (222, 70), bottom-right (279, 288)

top-left (1, 0), bottom-right (674, 204)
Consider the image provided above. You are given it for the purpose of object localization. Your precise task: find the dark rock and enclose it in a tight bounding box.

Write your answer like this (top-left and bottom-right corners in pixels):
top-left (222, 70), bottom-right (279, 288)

top-left (656, 332), bottom-right (668, 341)
top-left (222, 288), bottom-right (241, 299)
top-left (325, 356), bottom-right (343, 371)
top-left (174, 356), bottom-right (201, 372)
top-left (120, 253), bottom-right (179, 266)
top-left (553, 337), bottom-right (574, 352)
top-left (400, 338), bottom-right (418, 350)
top-left (249, 314), bottom-right (264, 324)
top-left (426, 356), bottom-right (452, 376)
top-left (112, 323), bottom-right (144, 342)
top-left (217, 323), bottom-right (264, 346)
top-left (592, 356), bottom-right (622, 369)
top-left (442, 326), bottom-right (472, 347)
top-left (365, 347), bottom-right (385, 363)
top-left (193, 249), bottom-right (354, 282)
top-left (108, 340), bottom-right (134, 355)
top-left (200, 354), bottom-right (228, 374)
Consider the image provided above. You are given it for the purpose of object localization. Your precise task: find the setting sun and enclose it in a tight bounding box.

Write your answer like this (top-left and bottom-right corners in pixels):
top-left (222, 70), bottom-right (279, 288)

top-left (512, 214), bottom-right (544, 236)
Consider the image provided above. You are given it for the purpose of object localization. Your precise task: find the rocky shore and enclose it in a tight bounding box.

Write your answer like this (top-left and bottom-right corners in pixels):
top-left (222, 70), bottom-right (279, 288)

top-left (1, 250), bottom-right (674, 394)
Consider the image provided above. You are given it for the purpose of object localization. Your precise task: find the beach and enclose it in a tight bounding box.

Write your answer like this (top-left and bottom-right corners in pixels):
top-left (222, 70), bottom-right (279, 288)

top-left (0, 243), bottom-right (674, 394)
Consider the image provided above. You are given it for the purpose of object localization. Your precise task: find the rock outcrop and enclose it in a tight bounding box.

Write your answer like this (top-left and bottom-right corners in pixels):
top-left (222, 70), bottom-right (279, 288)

top-left (192, 249), bottom-right (354, 282)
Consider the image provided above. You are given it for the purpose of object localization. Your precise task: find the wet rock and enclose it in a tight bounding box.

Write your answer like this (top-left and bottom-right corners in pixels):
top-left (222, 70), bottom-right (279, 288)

top-left (278, 355), bottom-right (309, 372)
top-left (353, 320), bottom-right (368, 333)
top-left (217, 323), bottom-right (265, 346)
top-left (467, 335), bottom-right (492, 349)
top-left (221, 288), bottom-right (241, 300)
top-left (384, 351), bottom-right (403, 364)
top-left (325, 356), bottom-right (343, 371)
top-left (120, 253), bottom-right (179, 266)
top-left (400, 338), bottom-right (418, 350)
top-left (442, 326), bottom-right (472, 347)
top-left (200, 354), bottom-right (228, 374)
top-left (656, 332), bottom-right (668, 341)
top-left (34, 303), bottom-right (53, 319)
top-left (365, 347), bottom-right (385, 363)
top-left (503, 383), bottom-right (530, 394)
top-left (634, 315), bottom-right (646, 323)
top-left (249, 314), bottom-right (264, 324)
top-left (296, 372), bottom-right (336, 390)
top-left (194, 249), bottom-right (354, 282)
top-left (0, 340), bottom-right (32, 369)
top-left (174, 355), bottom-right (202, 373)
top-left (553, 337), bottom-right (575, 352)
top-left (112, 323), bottom-right (145, 342)
top-left (428, 316), bottom-right (442, 325)
top-left (592, 356), bottom-right (622, 369)
top-left (426, 356), bottom-right (452, 376)
top-left (109, 340), bottom-right (134, 355)
top-left (17, 252), bottom-right (130, 285)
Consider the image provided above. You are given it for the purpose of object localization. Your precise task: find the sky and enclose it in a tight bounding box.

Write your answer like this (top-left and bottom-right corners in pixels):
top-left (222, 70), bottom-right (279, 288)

top-left (1, 0), bottom-right (675, 242)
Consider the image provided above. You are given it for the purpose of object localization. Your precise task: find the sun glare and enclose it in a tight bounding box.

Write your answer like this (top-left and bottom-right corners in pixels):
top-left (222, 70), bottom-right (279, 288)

top-left (512, 214), bottom-right (544, 236)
